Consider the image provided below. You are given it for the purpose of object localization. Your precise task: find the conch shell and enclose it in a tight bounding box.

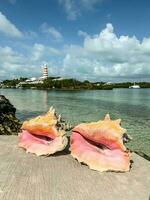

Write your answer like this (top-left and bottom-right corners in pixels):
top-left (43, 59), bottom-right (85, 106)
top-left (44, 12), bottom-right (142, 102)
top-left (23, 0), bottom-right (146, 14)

top-left (19, 107), bottom-right (68, 156)
top-left (70, 114), bottom-right (131, 172)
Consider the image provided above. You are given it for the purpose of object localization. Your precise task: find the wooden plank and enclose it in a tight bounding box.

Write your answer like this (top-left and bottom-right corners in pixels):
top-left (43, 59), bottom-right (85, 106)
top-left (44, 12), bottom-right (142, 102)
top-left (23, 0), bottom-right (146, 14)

top-left (0, 135), bottom-right (149, 200)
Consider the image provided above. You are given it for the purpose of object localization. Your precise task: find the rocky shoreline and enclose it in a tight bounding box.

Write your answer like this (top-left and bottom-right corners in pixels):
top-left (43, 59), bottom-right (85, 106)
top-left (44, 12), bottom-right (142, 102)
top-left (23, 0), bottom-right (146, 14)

top-left (0, 95), bottom-right (21, 135)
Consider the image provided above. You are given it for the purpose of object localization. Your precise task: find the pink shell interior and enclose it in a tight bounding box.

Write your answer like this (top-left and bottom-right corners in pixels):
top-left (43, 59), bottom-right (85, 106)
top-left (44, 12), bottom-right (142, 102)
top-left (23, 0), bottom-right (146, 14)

top-left (70, 114), bottom-right (131, 172)
top-left (18, 108), bottom-right (68, 156)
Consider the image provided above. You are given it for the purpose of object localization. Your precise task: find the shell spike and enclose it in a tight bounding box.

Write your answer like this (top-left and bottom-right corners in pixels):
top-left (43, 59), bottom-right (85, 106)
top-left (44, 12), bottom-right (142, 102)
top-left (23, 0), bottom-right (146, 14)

top-left (48, 107), bottom-right (55, 114)
top-left (115, 119), bottom-right (121, 125)
top-left (49, 106), bottom-right (53, 111)
top-left (58, 114), bottom-right (61, 122)
top-left (104, 113), bottom-right (110, 121)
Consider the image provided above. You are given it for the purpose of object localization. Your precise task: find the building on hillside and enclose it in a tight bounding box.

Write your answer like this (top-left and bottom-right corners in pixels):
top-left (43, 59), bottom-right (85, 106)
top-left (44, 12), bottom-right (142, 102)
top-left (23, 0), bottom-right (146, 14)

top-left (104, 82), bottom-right (113, 85)
top-left (52, 77), bottom-right (64, 81)
top-left (15, 65), bottom-right (49, 88)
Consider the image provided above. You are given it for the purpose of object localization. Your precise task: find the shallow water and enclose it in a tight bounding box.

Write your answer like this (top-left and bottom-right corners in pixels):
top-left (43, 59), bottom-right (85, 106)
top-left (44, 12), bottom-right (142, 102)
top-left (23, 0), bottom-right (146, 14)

top-left (0, 88), bottom-right (150, 156)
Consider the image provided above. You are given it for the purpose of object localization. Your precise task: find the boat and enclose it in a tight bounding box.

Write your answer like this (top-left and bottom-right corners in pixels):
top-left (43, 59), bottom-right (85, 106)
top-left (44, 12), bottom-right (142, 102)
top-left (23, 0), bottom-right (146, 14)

top-left (129, 83), bottom-right (140, 89)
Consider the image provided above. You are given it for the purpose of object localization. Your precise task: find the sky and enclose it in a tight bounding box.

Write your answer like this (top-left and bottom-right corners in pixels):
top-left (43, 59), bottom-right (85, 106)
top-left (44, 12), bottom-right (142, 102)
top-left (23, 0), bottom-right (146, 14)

top-left (0, 0), bottom-right (150, 82)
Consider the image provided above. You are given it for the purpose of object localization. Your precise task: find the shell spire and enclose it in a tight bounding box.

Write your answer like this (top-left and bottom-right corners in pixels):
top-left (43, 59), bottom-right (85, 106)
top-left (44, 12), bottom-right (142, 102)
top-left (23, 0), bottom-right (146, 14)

top-left (104, 113), bottom-right (110, 120)
top-left (115, 119), bottom-right (121, 125)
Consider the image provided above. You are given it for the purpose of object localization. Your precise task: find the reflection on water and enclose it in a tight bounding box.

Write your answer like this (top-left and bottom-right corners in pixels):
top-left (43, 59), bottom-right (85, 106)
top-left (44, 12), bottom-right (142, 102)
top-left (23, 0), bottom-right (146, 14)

top-left (0, 88), bottom-right (150, 156)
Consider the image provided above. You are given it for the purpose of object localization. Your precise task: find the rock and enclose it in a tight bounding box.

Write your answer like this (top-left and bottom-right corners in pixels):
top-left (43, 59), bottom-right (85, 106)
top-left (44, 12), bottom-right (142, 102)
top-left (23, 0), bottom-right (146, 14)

top-left (0, 95), bottom-right (21, 135)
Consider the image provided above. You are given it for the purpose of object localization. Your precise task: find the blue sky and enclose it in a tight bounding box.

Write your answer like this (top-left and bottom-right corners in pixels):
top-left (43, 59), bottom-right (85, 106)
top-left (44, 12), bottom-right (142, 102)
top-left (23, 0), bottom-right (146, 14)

top-left (0, 0), bottom-right (150, 82)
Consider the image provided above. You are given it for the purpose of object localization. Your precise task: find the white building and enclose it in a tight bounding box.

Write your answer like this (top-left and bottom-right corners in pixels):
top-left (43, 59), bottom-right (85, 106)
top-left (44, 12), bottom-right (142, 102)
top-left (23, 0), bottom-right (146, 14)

top-left (52, 77), bottom-right (64, 81)
top-left (104, 82), bottom-right (113, 85)
top-left (23, 65), bottom-right (49, 84)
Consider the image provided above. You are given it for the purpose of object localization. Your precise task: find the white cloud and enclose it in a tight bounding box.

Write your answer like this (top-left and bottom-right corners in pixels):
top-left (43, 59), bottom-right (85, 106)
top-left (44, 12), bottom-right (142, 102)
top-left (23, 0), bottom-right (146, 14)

top-left (0, 23), bottom-right (150, 82)
top-left (60, 23), bottom-right (150, 81)
top-left (59, 0), bottom-right (80, 20)
top-left (78, 30), bottom-right (88, 37)
top-left (0, 46), bottom-right (26, 79)
top-left (59, 0), bottom-right (103, 20)
top-left (0, 11), bottom-right (23, 38)
top-left (31, 44), bottom-right (45, 61)
top-left (47, 27), bottom-right (63, 41)
top-left (40, 23), bottom-right (63, 41)
top-left (31, 43), bottom-right (62, 61)
top-left (0, 43), bottom-right (62, 80)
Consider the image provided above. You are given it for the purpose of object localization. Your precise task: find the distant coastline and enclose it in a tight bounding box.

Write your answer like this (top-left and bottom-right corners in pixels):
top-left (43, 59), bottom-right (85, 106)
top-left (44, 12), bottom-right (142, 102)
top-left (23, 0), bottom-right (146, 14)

top-left (0, 77), bottom-right (150, 90)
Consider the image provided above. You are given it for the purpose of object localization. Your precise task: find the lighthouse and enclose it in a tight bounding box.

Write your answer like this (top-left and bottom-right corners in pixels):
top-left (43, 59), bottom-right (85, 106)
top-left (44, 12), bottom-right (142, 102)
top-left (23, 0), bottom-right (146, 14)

top-left (43, 65), bottom-right (48, 79)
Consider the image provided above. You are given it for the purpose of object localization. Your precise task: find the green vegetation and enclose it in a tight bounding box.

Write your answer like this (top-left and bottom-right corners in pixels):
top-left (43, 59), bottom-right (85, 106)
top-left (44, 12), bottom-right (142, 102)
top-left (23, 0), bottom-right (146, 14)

top-left (0, 77), bottom-right (150, 90)
top-left (1, 77), bottom-right (27, 87)
top-left (20, 78), bottom-right (114, 90)
top-left (113, 82), bottom-right (150, 88)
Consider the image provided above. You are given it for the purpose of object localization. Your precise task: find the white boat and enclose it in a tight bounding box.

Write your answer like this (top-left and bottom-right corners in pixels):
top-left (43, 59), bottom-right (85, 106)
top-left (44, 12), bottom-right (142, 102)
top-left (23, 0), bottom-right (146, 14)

top-left (129, 84), bottom-right (140, 89)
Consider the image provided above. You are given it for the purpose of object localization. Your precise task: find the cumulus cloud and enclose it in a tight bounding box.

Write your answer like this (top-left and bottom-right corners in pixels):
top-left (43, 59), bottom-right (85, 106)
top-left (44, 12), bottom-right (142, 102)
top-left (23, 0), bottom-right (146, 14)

top-left (59, 0), bottom-right (102, 20)
top-left (0, 11), bottom-right (23, 38)
top-left (0, 43), bottom-right (62, 80)
top-left (0, 23), bottom-right (150, 82)
top-left (40, 23), bottom-right (63, 42)
top-left (0, 46), bottom-right (25, 79)
top-left (60, 23), bottom-right (150, 81)
top-left (31, 43), bottom-right (62, 61)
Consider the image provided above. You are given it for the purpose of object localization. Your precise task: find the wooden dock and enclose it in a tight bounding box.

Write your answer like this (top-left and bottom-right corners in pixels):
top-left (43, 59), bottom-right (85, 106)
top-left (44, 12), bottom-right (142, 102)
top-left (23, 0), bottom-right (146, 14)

top-left (0, 135), bottom-right (149, 200)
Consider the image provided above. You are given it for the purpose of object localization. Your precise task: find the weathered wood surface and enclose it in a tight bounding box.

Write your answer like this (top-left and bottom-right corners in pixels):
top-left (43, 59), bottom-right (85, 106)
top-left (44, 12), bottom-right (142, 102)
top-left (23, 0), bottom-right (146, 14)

top-left (0, 136), bottom-right (149, 200)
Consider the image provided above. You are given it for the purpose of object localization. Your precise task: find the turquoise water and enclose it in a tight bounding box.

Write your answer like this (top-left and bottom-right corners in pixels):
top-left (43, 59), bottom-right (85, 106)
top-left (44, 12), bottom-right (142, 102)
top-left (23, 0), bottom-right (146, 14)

top-left (0, 88), bottom-right (150, 156)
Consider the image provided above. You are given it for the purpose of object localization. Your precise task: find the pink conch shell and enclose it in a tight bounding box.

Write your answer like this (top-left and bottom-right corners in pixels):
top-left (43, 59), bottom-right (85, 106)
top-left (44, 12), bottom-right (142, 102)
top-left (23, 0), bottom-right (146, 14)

top-left (19, 107), bottom-right (68, 156)
top-left (19, 130), bottom-right (68, 156)
top-left (70, 114), bottom-right (131, 172)
top-left (73, 114), bottom-right (126, 151)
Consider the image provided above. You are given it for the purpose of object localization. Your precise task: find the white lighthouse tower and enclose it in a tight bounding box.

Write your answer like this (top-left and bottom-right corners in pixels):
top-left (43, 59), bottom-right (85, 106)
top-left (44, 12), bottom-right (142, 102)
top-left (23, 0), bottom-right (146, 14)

top-left (43, 64), bottom-right (48, 79)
